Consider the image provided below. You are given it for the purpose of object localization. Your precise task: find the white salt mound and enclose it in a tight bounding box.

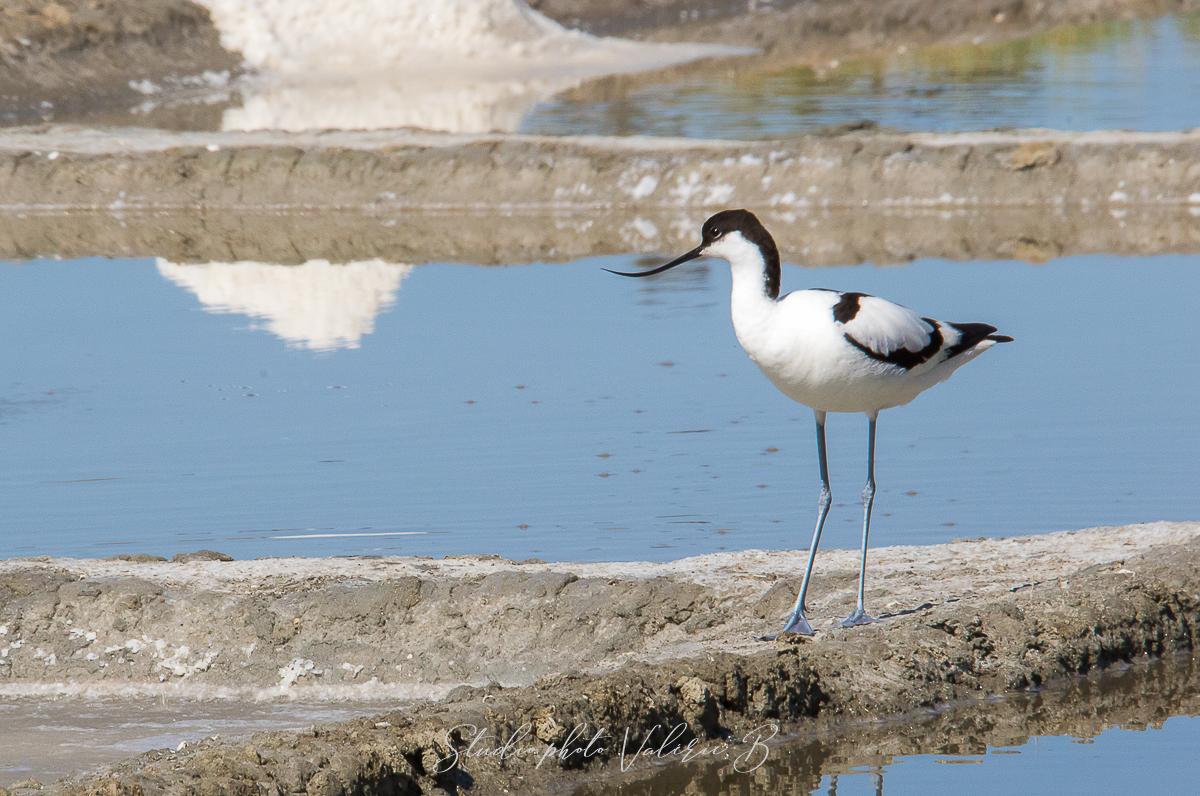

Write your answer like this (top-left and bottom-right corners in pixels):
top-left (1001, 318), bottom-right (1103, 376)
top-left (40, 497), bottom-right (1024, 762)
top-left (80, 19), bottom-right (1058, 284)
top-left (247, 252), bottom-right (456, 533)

top-left (196, 0), bottom-right (723, 77)
top-left (221, 72), bottom-right (567, 134)
top-left (193, 0), bottom-right (745, 132)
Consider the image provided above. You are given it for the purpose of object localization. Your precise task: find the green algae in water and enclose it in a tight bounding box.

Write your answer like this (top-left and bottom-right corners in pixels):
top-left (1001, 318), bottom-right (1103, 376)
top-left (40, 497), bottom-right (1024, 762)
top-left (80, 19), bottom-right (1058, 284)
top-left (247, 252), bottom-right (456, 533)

top-left (522, 14), bottom-right (1200, 137)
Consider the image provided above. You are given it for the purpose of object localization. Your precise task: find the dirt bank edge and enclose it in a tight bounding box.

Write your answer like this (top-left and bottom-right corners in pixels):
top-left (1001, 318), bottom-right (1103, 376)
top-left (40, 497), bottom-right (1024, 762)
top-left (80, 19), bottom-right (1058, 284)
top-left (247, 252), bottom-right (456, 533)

top-left (6, 521), bottom-right (1195, 793)
top-left (531, 0), bottom-right (1200, 49)
top-left (0, 1), bottom-right (238, 120)
top-left (2, 127), bottom-right (1199, 219)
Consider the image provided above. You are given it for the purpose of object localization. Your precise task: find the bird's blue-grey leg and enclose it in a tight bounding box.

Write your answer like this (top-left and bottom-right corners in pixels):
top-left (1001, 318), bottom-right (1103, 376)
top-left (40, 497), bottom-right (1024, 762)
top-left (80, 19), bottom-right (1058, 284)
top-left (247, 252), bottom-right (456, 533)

top-left (778, 409), bottom-right (831, 636)
top-left (842, 413), bottom-right (880, 628)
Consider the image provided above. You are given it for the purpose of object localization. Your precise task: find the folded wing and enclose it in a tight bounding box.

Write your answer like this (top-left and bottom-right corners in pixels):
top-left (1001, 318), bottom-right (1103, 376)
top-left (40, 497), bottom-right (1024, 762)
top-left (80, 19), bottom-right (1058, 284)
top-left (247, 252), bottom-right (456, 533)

top-left (836, 293), bottom-right (943, 370)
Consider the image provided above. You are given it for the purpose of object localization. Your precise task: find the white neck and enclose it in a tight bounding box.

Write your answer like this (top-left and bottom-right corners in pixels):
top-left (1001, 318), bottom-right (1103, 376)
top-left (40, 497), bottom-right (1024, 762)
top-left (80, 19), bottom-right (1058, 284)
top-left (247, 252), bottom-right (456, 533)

top-left (710, 233), bottom-right (776, 325)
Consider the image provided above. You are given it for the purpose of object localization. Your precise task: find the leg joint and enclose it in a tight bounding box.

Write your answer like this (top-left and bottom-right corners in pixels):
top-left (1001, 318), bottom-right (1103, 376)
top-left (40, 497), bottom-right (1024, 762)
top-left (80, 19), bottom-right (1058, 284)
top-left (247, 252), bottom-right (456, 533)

top-left (861, 480), bottom-right (876, 503)
top-left (818, 484), bottom-right (832, 508)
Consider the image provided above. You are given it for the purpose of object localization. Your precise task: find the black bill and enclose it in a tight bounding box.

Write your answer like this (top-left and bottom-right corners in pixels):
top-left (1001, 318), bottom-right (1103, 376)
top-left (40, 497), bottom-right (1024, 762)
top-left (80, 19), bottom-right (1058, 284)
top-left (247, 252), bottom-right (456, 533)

top-left (603, 245), bottom-right (704, 278)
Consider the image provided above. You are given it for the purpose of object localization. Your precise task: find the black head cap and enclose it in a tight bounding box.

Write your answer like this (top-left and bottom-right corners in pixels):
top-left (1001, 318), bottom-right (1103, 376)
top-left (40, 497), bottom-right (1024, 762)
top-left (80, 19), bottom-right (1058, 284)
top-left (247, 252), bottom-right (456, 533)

top-left (604, 208), bottom-right (781, 296)
top-left (700, 209), bottom-right (780, 299)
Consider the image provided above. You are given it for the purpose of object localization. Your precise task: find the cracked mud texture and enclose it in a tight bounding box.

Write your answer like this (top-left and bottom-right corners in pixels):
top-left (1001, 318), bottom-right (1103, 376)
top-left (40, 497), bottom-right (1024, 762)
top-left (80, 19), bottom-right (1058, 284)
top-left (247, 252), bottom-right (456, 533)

top-left (1, 522), bottom-right (1197, 792)
top-left (1, 128), bottom-right (1199, 224)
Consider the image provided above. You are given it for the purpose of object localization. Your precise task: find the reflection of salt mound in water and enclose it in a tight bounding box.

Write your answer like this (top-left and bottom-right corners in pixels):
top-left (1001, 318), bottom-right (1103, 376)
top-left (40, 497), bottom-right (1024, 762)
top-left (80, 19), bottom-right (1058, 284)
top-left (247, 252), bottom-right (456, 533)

top-left (195, 0), bottom-right (743, 132)
top-left (223, 76), bottom-right (563, 134)
top-left (196, 0), bottom-right (723, 77)
top-left (157, 259), bottom-right (412, 352)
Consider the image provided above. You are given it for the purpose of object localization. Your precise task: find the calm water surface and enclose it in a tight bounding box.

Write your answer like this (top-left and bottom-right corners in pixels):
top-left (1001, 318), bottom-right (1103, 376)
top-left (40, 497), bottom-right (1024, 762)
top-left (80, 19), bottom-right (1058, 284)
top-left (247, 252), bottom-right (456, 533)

top-left (10, 15), bottom-right (1200, 137)
top-left (0, 698), bottom-right (374, 787)
top-left (584, 656), bottom-right (1200, 796)
top-left (1, 252), bottom-right (1197, 561)
top-left (524, 14), bottom-right (1200, 137)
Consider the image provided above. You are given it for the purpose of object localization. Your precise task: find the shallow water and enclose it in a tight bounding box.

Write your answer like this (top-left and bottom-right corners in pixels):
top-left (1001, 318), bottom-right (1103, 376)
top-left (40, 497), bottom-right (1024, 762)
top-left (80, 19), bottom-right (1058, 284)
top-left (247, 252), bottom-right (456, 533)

top-left (1, 251), bottom-right (1197, 561)
top-left (3, 656), bottom-right (1199, 790)
top-left (0, 697), bottom-right (378, 787)
top-left (525, 14), bottom-right (1200, 137)
top-left (581, 655), bottom-right (1200, 795)
top-left (10, 14), bottom-right (1200, 136)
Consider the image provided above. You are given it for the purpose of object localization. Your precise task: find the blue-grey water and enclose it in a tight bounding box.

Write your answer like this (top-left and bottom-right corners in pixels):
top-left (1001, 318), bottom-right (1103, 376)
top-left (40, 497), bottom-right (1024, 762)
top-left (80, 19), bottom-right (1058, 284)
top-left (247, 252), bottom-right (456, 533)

top-left (1, 252), bottom-right (1197, 561)
top-left (835, 720), bottom-right (1199, 795)
top-left (9, 14), bottom-right (1200, 138)
top-left (0, 697), bottom-right (376, 788)
top-left (524, 14), bottom-right (1200, 137)
top-left (3, 12), bottom-right (1200, 794)
top-left (584, 656), bottom-right (1200, 796)
top-left (3, 10), bottom-right (1199, 796)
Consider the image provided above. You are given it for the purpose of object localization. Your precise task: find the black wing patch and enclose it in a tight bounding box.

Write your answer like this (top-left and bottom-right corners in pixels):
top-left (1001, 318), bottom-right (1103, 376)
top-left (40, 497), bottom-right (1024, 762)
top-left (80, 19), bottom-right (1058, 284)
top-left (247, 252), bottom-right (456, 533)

top-left (844, 317), bottom-right (944, 370)
top-left (831, 292), bottom-right (868, 323)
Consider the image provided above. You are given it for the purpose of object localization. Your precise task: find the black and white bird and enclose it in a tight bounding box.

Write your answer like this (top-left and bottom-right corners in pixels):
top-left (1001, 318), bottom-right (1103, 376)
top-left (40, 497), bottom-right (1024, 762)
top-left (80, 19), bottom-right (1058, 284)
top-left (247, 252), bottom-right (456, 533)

top-left (607, 209), bottom-right (1012, 636)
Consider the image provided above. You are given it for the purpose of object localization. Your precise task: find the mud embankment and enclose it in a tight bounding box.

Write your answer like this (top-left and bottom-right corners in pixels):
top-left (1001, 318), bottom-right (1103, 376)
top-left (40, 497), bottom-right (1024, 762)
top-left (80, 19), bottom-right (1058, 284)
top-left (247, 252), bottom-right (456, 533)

top-left (1, 126), bottom-right (1199, 216)
top-left (2, 127), bottom-right (1199, 267)
top-left (1, 522), bottom-right (1197, 792)
top-left (533, 0), bottom-right (1200, 50)
top-left (0, 1), bottom-right (237, 122)
top-left (574, 655), bottom-right (1200, 795)
top-left (5, 523), bottom-right (1196, 700)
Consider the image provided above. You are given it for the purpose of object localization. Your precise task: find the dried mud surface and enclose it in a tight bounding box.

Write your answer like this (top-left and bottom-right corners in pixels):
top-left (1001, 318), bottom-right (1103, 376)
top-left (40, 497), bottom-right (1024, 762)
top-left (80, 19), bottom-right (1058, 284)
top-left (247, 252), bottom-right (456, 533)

top-left (1, 128), bottom-right (1199, 223)
top-left (0, 1), bottom-right (236, 121)
top-left (654, 0), bottom-right (1200, 59)
top-left (532, 0), bottom-right (1200, 49)
top-left (1, 522), bottom-right (1197, 793)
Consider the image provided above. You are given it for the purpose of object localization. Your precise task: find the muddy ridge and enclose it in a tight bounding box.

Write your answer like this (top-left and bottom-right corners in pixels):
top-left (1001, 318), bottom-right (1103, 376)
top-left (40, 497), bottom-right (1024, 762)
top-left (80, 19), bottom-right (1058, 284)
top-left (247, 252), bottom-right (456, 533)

top-left (0, 1), bottom-right (237, 123)
top-left (2, 127), bottom-right (1199, 220)
top-left (533, 0), bottom-right (1200, 50)
top-left (573, 655), bottom-right (1200, 795)
top-left (1, 522), bottom-right (1196, 792)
